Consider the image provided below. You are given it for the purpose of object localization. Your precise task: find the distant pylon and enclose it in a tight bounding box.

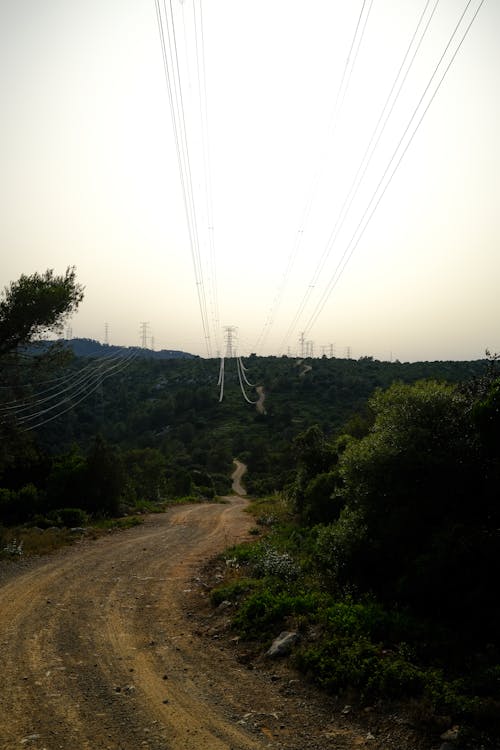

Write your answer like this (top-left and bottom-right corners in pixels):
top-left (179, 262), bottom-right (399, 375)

top-left (223, 326), bottom-right (238, 358)
top-left (65, 325), bottom-right (72, 340)
top-left (139, 322), bottom-right (150, 349)
top-left (299, 332), bottom-right (305, 359)
top-left (104, 322), bottom-right (109, 345)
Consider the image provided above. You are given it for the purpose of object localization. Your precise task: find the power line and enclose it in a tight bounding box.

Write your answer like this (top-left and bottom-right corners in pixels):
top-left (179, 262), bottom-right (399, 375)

top-left (217, 355), bottom-right (224, 402)
top-left (236, 355), bottom-right (258, 405)
top-left (237, 356), bottom-right (255, 388)
top-left (194, 0), bottom-right (221, 354)
top-left (154, 0), bottom-right (213, 356)
top-left (0, 346), bottom-right (130, 405)
top-left (2, 349), bottom-right (140, 431)
top-left (303, 0), bottom-right (485, 338)
top-left (279, 0), bottom-right (441, 352)
top-left (254, 0), bottom-right (375, 354)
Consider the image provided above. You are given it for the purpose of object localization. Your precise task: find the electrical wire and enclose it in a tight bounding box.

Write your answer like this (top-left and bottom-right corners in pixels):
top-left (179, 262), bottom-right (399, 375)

top-left (18, 350), bottom-right (140, 431)
top-left (217, 355), bottom-right (224, 402)
top-left (254, 0), bottom-right (375, 354)
top-left (236, 356), bottom-right (258, 405)
top-left (237, 356), bottom-right (256, 388)
top-left (194, 0), bottom-right (221, 354)
top-left (279, 0), bottom-right (441, 353)
top-left (303, 0), bottom-right (485, 338)
top-left (155, 0), bottom-right (213, 356)
top-left (0, 347), bottom-right (131, 410)
top-left (8, 350), bottom-right (137, 424)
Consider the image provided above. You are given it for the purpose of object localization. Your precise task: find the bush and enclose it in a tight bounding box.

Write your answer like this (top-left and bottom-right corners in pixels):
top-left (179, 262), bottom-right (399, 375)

top-left (58, 507), bottom-right (89, 527)
top-left (252, 543), bottom-right (300, 581)
top-left (233, 589), bottom-right (324, 640)
top-left (210, 578), bottom-right (259, 607)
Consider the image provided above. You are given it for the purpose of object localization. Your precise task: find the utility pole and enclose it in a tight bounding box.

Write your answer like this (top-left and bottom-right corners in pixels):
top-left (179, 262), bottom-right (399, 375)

top-left (139, 322), bottom-right (150, 349)
top-left (104, 322), bottom-right (109, 346)
top-left (223, 326), bottom-right (237, 358)
top-left (346, 346), bottom-right (351, 359)
top-left (329, 343), bottom-right (334, 358)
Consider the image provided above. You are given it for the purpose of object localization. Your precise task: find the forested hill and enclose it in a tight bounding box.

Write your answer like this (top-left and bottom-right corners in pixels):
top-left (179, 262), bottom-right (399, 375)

top-left (33, 338), bottom-right (197, 360)
top-left (29, 353), bottom-right (488, 495)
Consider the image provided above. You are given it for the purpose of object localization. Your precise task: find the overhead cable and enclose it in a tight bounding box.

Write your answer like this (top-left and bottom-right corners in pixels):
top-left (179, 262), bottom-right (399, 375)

top-left (254, 0), bottom-right (375, 354)
top-left (303, 0), bottom-right (485, 338)
top-left (280, 0), bottom-right (441, 352)
top-left (155, 0), bottom-right (213, 356)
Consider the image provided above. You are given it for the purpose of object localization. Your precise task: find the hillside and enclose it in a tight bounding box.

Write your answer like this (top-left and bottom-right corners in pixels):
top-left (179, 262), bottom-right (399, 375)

top-left (31, 353), bottom-right (488, 492)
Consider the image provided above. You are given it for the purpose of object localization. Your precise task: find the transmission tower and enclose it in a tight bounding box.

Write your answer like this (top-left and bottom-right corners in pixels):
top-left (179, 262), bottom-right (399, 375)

top-left (299, 332), bottom-right (305, 359)
top-left (223, 326), bottom-right (238, 358)
top-left (65, 325), bottom-right (72, 340)
top-left (104, 322), bottom-right (109, 345)
top-left (139, 322), bottom-right (150, 349)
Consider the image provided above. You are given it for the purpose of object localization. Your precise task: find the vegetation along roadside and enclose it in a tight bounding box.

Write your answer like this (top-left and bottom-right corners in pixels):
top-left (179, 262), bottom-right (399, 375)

top-left (208, 372), bottom-right (500, 749)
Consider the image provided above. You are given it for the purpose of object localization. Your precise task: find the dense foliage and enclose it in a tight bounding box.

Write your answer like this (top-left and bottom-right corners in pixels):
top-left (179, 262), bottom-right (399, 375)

top-left (0, 268), bottom-right (83, 357)
top-left (210, 367), bottom-right (500, 744)
top-left (0, 349), bottom-right (490, 524)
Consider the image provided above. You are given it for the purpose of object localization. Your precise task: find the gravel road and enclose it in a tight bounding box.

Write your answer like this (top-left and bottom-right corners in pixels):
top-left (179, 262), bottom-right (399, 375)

top-left (0, 499), bottom-right (425, 750)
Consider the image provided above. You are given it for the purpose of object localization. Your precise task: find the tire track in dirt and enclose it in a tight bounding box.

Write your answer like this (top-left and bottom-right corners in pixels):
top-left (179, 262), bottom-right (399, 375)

top-left (0, 500), bottom-right (382, 750)
top-left (0, 500), bottom-right (263, 750)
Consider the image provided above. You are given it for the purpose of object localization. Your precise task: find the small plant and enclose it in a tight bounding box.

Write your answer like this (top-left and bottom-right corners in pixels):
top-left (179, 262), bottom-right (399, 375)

top-left (95, 516), bottom-right (143, 531)
top-left (2, 538), bottom-right (23, 556)
top-left (210, 578), bottom-right (258, 607)
top-left (253, 543), bottom-right (300, 581)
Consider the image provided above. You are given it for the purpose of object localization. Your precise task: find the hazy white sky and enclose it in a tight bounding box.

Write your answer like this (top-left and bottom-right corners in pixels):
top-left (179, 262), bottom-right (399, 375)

top-left (0, 0), bottom-right (498, 361)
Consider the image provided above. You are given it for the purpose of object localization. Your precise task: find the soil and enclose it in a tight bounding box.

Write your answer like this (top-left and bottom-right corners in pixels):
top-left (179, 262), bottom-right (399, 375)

top-left (255, 386), bottom-right (266, 415)
top-left (0, 499), bottom-right (435, 750)
top-left (231, 461), bottom-right (247, 496)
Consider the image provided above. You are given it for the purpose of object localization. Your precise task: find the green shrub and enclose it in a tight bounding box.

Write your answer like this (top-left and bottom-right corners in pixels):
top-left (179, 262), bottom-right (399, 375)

top-left (232, 589), bottom-right (324, 640)
top-left (53, 508), bottom-right (89, 527)
top-left (210, 578), bottom-right (259, 607)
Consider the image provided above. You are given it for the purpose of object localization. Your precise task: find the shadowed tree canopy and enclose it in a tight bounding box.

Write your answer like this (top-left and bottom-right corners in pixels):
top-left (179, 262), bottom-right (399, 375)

top-left (0, 267), bottom-right (84, 357)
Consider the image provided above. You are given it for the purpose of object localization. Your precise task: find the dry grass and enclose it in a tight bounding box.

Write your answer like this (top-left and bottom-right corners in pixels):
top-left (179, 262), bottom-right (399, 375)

top-left (0, 526), bottom-right (81, 557)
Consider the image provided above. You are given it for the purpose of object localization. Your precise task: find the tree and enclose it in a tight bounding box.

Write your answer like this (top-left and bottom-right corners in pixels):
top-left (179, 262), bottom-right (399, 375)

top-left (83, 435), bottom-right (125, 516)
top-left (123, 447), bottom-right (167, 502)
top-left (0, 267), bottom-right (84, 357)
top-left (317, 380), bottom-right (493, 621)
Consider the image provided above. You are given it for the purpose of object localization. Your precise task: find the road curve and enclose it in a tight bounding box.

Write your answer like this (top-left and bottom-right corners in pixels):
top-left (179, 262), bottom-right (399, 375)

top-left (231, 460), bottom-right (247, 496)
top-left (0, 499), bottom-right (265, 750)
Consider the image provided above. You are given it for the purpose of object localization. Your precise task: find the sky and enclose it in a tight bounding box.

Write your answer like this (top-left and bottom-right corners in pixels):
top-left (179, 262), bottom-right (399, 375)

top-left (0, 0), bottom-right (498, 361)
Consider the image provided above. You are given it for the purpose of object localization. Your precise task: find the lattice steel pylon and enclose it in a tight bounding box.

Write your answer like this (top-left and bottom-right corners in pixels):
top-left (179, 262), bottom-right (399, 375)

top-left (223, 326), bottom-right (238, 358)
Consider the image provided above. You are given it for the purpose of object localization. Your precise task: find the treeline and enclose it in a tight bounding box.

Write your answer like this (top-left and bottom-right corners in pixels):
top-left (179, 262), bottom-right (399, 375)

top-left (0, 352), bottom-right (489, 525)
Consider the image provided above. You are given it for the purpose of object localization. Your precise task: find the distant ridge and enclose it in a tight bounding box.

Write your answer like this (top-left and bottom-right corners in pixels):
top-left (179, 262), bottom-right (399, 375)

top-left (53, 338), bottom-right (197, 360)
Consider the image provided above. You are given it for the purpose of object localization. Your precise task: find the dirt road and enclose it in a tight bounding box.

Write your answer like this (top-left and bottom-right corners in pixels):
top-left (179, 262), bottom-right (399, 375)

top-left (0, 500), bottom-right (266, 750)
top-left (0, 500), bottom-right (416, 750)
top-left (255, 386), bottom-right (266, 415)
top-left (231, 460), bottom-right (247, 496)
